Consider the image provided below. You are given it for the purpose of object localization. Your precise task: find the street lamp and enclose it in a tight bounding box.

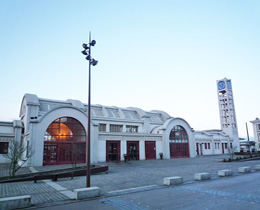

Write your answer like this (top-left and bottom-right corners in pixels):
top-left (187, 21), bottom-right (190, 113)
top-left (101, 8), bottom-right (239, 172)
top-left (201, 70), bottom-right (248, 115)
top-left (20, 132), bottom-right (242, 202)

top-left (81, 32), bottom-right (98, 188)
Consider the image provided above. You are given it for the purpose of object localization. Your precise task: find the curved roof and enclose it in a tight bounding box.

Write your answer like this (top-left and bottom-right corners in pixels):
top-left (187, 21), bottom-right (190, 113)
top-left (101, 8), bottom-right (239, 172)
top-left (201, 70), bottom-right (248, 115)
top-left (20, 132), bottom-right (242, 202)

top-left (161, 117), bottom-right (193, 131)
top-left (20, 93), bottom-right (172, 123)
top-left (19, 93), bottom-right (40, 117)
top-left (151, 110), bottom-right (171, 121)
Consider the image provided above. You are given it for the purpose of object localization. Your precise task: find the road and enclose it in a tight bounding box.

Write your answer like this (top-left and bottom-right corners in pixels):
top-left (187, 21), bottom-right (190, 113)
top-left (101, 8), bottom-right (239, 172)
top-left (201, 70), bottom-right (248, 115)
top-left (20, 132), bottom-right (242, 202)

top-left (33, 172), bottom-right (260, 210)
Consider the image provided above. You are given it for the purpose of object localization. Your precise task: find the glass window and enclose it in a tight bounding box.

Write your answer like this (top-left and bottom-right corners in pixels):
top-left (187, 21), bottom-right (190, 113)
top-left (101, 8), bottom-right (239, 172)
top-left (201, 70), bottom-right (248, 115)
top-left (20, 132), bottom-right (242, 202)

top-left (0, 142), bottom-right (9, 154)
top-left (129, 111), bottom-right (139, 120)
top-left (123, 111), bottom-right (139, 120)
top-left (93, 108), bottom-right (104, 117)
top-left (169, 125), bottom-right (188, 143)
top-left (149, 114), bottom-right (163, 122)
top-left (110, 124), bottom-right (123, 132)
top-left (107, 109), bottom-right (120, 118)
top-left (44, 117), bottom-right (86, 142)
top-left (126, 125), bottom-right (138, 133)
top-left (99, 124), bottom-right (106, 132)
top-left (123, 111), bottom-right (131, 119)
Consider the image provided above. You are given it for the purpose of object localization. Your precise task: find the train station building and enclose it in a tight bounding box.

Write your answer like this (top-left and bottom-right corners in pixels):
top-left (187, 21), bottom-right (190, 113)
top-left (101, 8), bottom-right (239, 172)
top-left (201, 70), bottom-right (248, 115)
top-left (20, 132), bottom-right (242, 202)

top-left (0, 78), bottom-right (240, 166)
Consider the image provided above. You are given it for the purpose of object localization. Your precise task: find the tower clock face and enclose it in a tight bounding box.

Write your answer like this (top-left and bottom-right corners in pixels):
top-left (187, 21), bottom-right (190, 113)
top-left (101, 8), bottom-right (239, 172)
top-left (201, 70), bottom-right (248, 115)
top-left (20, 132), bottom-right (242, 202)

top-left (227, 80), bottom-right (232, 89)
top-left (218, 81), bottom-right (225, 90)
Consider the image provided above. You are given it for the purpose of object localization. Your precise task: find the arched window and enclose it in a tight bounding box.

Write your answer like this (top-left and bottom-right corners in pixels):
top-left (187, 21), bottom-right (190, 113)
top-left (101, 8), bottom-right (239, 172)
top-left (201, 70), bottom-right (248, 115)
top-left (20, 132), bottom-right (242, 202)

top-left (169, 125), bottom-right (188, 143)
top-left (43, 117), bottom-right (86, 165)
top-left (169, 125), bottom-right (189, 158)
top-left (44, 117), bottom-right (86, 142)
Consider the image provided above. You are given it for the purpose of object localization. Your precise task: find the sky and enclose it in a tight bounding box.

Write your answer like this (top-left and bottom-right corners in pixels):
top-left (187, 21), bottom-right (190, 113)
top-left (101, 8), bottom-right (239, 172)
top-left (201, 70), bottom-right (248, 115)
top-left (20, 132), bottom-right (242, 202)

top-left (0, 0), bottom-right (259, 139)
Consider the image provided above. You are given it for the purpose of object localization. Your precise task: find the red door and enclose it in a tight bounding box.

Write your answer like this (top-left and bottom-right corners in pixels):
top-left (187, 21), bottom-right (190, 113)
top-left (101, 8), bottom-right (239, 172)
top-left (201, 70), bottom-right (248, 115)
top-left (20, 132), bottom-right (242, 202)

top-left (222, 143), bottom-right (225, 154)
top-left (170, 142), bottom-right (189, 158)
top-left (145, 141), bottom-right (156, 160)
top-left (43, 142), bottom-right (85, 165)
top-left (106, 141), bottom-right (121, 162)
top-left (44, 142), bottom-right (58, 164)
top-left (127, 141), bottom-right (139, 160)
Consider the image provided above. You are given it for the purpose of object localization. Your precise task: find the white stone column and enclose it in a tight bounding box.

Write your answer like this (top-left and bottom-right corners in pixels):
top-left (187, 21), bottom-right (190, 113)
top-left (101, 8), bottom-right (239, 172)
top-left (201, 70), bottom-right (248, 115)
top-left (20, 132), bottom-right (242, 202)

top-left (121, 140), bottom-right (127, 161)
top-left (91, 123), bottom-right (99, 163)
top-left (139, 140), bottom-right (145, 160)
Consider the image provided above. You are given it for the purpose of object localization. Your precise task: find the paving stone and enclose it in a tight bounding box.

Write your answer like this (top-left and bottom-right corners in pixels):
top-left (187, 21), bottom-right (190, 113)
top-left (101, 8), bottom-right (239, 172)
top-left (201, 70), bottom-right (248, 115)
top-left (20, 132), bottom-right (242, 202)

top-left (1, 155), bottom-right (260, 206)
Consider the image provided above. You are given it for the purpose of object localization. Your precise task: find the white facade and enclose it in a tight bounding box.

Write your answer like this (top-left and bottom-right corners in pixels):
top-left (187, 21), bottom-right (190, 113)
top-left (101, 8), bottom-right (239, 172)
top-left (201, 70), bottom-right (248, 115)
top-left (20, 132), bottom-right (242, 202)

top-left (0, 120), bottom-right (23, 163)
top-left (217, 78), bottom-right (240, 151)
top-left (194, 130), bottom-right (232, 155)
top-left (0, 91), bottom-right (239, 167)
top-left (17, 94), bottom-right (200, 166)
top-left (250, 118), bottom-right (260, 151)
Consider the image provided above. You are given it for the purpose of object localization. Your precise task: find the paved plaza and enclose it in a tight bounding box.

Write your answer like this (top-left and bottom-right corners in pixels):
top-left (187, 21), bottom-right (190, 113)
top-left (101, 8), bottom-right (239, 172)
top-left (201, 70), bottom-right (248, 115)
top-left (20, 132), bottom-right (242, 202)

top-left (1, 155), bottom-right (260, 208)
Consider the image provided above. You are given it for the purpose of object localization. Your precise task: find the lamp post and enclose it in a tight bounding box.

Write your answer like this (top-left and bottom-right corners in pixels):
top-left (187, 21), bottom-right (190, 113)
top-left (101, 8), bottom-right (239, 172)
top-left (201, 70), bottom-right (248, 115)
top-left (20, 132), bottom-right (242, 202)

top-left (81, 32), bottom-right (98, 187)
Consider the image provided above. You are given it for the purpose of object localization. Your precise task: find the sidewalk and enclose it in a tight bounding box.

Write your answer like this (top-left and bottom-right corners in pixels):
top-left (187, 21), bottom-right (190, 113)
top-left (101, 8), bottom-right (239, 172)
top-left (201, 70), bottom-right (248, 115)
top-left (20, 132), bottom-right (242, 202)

top-left (1, 155), bottom-right (260, 207)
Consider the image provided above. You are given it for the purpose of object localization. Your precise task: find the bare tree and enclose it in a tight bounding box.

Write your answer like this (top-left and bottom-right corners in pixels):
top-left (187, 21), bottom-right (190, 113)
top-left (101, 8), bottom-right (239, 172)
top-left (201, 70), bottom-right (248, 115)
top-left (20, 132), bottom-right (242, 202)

top-left (227, 145), bottom-right (237, 161)
top-left (4, 140), bottom-right (34, 177)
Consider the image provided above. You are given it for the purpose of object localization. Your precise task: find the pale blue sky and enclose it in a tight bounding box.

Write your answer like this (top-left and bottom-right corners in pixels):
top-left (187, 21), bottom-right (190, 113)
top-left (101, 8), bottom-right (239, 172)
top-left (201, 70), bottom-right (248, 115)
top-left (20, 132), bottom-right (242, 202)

top-left (0, 0), bottom-right (259, 138)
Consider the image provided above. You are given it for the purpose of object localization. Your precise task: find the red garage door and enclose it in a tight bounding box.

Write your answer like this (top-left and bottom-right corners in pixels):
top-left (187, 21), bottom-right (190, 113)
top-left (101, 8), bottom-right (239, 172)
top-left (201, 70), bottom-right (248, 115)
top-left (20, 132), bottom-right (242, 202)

top-left (169, 125), bottom-right (190, 158)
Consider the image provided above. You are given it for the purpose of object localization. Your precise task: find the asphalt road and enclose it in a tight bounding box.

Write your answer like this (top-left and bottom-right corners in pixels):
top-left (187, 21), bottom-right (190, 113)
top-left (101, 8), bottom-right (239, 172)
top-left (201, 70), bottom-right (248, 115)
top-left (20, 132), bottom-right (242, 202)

top-left (33, 172), bottom-right (260, 210)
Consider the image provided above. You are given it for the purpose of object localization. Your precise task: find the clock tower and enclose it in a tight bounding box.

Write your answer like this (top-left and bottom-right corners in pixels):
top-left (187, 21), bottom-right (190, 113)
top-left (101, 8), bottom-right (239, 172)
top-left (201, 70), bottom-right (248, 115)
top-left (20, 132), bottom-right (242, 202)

top-left (217, 78), bottom-right (239, 150)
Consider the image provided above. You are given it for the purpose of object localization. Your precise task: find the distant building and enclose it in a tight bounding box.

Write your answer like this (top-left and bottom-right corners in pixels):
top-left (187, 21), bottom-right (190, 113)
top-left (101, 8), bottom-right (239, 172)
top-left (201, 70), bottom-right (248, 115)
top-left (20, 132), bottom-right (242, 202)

top-left (194, 129), bottom-right (232, 155)
top-left (250, 118), bottom-right (260, 151)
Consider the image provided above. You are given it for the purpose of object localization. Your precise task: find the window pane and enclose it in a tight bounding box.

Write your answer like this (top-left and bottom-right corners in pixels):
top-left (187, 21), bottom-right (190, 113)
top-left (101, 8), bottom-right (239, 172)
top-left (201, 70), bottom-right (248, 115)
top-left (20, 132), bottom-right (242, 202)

top-left (0, 142), bottom-right (9, 154)
top-left (126, 126), bottom-right (138, 133)
top-left (44, 117), bottom-right (86, 142)
top-left (110, 124), bottom-right (123, 132)
top-left (99, 124), bottom-right (106, 132)
top-left (169, 125), bottom-right (188, 142)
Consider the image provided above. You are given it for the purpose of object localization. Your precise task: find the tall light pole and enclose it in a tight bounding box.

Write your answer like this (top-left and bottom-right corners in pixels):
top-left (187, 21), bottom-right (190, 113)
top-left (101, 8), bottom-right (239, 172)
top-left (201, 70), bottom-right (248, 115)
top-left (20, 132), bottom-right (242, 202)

top-left (81, 32), bottom-right (98, 187)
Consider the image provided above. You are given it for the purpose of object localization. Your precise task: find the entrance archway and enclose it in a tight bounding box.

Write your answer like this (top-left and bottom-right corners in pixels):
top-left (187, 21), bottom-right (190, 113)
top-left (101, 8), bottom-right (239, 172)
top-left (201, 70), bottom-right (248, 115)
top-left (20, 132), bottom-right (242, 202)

top-left (169, 125), bottom-right (189, 158)
top-left (43, 117), bottom-right (86, 165)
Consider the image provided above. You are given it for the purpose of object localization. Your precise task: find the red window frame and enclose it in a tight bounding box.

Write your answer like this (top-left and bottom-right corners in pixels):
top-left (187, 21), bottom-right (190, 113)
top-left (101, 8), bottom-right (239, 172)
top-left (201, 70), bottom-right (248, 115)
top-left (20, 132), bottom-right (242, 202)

top-left (0, 142), bottom-right (9, 154)
top-left (43, 117), bottom-right (86, 165)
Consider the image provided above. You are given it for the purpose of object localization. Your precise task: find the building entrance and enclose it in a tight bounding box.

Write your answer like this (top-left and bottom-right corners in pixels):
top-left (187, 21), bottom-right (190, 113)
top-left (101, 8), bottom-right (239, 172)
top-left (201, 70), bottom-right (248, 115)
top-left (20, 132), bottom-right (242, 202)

top-left (106, 141), bottom-right (120, 162)
top-left (127, 141), bottom-right (139, 160)
top-left (196, 143), bottom-right (203, 155)
top-left (145, 141), bottom-right (156, 159)
top-left (43, 117), bottom-right (86, 165)
top-left (169, 125), bottom-right (190, 158)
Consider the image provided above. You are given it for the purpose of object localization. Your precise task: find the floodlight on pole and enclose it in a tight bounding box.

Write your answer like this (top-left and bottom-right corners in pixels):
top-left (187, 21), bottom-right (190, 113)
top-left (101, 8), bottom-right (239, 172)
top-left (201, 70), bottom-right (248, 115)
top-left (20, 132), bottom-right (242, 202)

top-left (81, 32), bottom-right (98, 188)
